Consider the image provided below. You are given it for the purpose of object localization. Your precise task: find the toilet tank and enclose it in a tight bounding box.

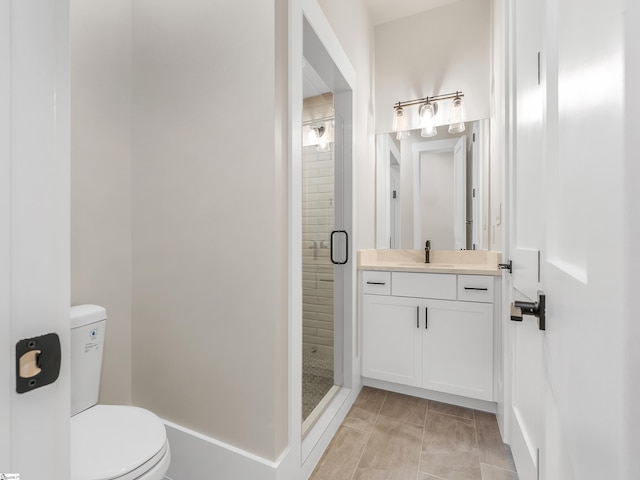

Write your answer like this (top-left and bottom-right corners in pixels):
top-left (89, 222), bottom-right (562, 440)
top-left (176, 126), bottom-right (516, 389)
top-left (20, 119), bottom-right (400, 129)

top-left (70, 305), bottom-right (107, 416)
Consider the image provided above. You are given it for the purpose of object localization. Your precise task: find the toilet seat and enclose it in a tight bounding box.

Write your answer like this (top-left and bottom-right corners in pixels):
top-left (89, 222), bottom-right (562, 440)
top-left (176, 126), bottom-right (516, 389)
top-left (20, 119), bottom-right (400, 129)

top-left (71, 405), bottom-right (169, 480)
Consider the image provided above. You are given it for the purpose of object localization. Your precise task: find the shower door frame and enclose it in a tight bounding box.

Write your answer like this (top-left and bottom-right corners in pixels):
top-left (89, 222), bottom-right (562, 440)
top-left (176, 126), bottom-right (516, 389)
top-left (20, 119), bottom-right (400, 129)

top-left (287, 0), bottom-right (359, 475)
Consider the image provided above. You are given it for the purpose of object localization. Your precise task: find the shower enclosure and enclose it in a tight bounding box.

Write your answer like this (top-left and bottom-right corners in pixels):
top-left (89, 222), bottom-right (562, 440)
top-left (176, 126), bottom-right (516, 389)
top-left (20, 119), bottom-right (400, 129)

top-left (299, 16), bottom-right (352, 437)
top-left (300, 67), bottom-right (349, 430)
top-left (301, 99), bottom-right (336, 420)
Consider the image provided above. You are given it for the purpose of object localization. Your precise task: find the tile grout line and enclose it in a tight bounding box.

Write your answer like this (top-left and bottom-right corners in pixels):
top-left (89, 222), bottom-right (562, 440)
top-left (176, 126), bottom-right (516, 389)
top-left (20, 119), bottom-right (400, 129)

top-left (473, 409), bottom-right (483, 480)
top-left (348, 390), bottom-right (387, 480)
top-left (479, 462), bottom-right (519, 474)
top-left (417, 400), bottom-right (429, 479)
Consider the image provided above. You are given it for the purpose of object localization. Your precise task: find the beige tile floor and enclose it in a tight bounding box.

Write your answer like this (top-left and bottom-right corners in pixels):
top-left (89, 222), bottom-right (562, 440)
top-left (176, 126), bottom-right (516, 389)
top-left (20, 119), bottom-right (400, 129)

top-left (310, 387), bottom-right (519, 480)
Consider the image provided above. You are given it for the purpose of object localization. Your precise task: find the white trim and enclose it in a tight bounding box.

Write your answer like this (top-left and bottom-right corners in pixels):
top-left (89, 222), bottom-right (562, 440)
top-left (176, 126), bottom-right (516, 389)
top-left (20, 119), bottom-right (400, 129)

top-left (163, 421), bottom-right (282, 480)
top-left (5, 1), bottom-right (71, 476)
top-left (301, 387), bottom-right (351, 461)
top-left (0, 0), bottom-right (11, 467)
top-left (286, 1), bottom-right (359, 479)
top-left (411, 137), bottom-right (466, 250)
top-left (375, 134), bottom-right (401, 249)
top-left (362, 378), bottom-right (496, 413)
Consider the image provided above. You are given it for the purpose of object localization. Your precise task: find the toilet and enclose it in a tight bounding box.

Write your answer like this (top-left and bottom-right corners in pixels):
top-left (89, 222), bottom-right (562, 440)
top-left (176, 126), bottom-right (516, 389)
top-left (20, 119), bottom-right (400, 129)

top-left (70, 305), bottom-right (171, 480)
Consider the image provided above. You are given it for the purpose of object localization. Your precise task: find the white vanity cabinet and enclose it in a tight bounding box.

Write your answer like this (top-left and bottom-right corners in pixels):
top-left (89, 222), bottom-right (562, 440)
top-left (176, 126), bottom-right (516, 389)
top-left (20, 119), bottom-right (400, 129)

top-left (362, 271), bottom-right (496, 402)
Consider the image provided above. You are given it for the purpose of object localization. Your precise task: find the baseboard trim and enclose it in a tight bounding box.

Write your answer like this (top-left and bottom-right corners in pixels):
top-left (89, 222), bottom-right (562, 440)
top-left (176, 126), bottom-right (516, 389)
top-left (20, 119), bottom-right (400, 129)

top-left (161, 383), bottom-right (361, 480)
top-left (363, 378), bottom-right (497, 413)
top-left (162, 419), bottom-right (284, 480)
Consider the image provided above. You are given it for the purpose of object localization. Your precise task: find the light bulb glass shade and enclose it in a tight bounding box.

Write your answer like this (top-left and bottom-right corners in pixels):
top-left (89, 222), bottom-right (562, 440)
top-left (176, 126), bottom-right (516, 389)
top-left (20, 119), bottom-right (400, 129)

top-left (317, 135), bottom-right (330, 152)
top-left (448, 122), bottom-right (465, 134)
top-left (396, 129), bottom-right (411, 141)
top-left (448, 96), bottom-right (466, 124)
top-left (421, 125), bottom-right (437, 137)
top-left (419, 102), bottom-right (438, 137)
top-left (307, 127), bottom-right (318, 144)
top-left (392, 106), bottom-right (408, 133)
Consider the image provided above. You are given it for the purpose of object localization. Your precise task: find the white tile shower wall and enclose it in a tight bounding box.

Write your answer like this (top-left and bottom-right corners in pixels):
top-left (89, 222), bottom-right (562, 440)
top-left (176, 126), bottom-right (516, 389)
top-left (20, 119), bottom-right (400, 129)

top-left (302, 144), bottom-right (335, 353)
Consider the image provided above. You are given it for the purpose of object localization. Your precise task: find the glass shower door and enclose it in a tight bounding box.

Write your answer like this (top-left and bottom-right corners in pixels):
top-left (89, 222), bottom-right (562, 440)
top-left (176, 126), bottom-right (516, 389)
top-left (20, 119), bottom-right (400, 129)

top-left (301, 109), bottom-right (339, 423)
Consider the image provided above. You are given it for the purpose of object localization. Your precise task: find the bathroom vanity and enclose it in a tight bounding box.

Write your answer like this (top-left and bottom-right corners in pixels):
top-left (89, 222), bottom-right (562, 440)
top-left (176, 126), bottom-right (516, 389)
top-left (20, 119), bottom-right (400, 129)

top-left (358, 249), bottom-right (502, 407)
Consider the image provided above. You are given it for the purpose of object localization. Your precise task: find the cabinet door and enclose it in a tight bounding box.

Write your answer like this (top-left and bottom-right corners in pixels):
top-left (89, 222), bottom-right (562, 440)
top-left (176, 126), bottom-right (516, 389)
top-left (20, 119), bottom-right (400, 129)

top-left (362, 295), bottom-right (422, 386)
top-left (422, 300), bottom-right (493, 401)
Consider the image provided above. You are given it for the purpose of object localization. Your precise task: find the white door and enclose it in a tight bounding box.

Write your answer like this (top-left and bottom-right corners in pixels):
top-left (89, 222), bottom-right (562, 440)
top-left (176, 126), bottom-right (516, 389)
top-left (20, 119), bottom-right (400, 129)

top-left (505, 0), bottom-right (545, 477)
top-left (1, 1), bottom-right (70, 477)
top-left (506, 0), bottom-right (628, 479)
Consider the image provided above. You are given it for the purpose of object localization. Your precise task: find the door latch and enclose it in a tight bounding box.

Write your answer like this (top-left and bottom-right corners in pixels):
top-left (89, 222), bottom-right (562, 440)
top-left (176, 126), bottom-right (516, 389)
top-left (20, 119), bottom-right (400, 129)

top-left (510, 292), bottom-right (546, 331)
top-left (16, 333), bottom-right (61, 393)
top-left (498, 260), bottom-right (512, 273)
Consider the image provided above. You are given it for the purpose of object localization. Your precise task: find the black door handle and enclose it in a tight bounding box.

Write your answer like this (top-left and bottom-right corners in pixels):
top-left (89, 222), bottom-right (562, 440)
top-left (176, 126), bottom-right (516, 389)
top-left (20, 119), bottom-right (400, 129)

top-left (330, 230), bottom-right (349, 265)
top-left (510, 292), bottom-right (546, 331)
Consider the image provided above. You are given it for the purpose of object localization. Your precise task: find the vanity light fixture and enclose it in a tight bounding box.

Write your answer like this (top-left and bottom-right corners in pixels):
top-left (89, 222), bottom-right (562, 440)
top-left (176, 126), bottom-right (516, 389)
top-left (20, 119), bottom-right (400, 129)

top-left (448, 94), bottom-right (466, 134)
top-left (392, 106), bottom-right (410, 140)
top-left (392, 91), bottom-right (466, 138)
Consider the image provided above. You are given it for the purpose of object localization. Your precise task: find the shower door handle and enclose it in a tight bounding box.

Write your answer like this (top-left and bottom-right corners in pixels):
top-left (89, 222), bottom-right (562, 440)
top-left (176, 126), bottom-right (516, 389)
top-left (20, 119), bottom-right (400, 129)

top-left (330, 230), bottom-right (349, 265)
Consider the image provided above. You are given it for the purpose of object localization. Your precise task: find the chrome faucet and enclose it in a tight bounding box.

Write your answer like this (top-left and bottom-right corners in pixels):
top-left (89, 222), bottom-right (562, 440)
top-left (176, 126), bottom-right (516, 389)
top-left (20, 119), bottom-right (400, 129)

top-left (425, 240), bottom-right (431, 263)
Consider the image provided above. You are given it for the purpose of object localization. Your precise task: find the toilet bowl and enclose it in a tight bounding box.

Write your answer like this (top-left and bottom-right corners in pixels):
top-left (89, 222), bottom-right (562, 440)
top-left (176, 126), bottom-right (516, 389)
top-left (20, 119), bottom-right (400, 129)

top-left (71, 405), bottom-right (170, 480)
top-left (71, 305), bottom-right (170, 480)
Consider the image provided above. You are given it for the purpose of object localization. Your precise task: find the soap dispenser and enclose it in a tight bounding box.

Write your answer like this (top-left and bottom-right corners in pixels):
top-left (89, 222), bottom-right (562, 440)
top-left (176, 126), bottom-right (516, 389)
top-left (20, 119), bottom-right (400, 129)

top-left (425, 240), bottom-right (431, 263)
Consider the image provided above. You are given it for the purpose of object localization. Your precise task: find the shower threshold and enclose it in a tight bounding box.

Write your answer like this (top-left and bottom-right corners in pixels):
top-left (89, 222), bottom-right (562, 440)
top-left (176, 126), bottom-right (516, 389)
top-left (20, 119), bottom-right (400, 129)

top-left (302, 384), bottom-right (340, 438)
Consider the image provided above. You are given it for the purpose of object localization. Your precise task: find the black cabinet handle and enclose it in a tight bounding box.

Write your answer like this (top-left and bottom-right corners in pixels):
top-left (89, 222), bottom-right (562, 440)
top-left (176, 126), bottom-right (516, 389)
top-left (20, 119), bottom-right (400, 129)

top-left (416, 306), bottom-right (419, 328)
top-left (464, 287), bottom-right (488, 291)
top-left (366, 281), bottom-right (386, 285)
top-left (425, 307), bottom-right (428, 329)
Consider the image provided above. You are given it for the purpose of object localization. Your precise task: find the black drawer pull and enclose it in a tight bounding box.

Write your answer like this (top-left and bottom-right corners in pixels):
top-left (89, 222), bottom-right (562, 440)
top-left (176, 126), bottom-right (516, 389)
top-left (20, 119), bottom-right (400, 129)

top-left (425, 307), bottom-right (428, 329)
top-left (416, 306), bottom-right (419, 328)
top-left (366, 281), bottom-right (386, 285)
top-left (464, 287), bottom-right (488, 291)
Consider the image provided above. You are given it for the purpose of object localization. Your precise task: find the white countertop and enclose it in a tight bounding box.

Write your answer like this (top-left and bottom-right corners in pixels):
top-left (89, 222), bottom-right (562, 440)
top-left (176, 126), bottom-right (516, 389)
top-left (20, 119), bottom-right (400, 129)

top-left (357, 249), bottom-right (503, 276)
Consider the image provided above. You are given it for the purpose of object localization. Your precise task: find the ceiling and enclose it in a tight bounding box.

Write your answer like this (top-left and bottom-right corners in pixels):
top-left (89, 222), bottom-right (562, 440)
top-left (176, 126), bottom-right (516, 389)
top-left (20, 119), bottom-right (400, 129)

top-left (364, 0), bottom-right (461, 26)
top-left (304, 0), bottom-right (463, 98)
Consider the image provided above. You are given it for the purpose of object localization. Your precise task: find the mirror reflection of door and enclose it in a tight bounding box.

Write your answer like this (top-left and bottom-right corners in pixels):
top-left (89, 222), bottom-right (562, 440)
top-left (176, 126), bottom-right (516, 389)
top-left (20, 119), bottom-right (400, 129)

top-left (412, 135), bottom-right (466, 250)
top-left (389, 157), bottom-right (400, 248)
top-left (376, 119), bottom-right (496, 251)
top-left (419, 150), bottom-right (455, 249)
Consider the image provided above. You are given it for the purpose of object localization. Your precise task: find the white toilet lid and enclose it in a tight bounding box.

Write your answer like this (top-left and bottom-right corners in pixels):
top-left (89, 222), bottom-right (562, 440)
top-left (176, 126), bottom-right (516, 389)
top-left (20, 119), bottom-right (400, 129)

top-left (71, 405), bottom-right (167, 480)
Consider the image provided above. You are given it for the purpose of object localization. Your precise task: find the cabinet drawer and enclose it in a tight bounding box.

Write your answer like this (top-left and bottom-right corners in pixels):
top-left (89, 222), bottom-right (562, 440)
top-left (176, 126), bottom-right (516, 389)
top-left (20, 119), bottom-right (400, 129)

top-left (457, 275), bottom-right (494, 303)
top-left (392, 272), bottom-right (456, 300)
top-left (362, 271), bottom-right (391, 295)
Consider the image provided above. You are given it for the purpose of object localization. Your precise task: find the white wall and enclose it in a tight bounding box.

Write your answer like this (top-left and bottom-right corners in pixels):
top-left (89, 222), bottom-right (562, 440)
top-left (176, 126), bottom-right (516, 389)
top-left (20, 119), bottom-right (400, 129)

top-left (318, 0), bottom-right (376, 250)
top-left (131, 0), bottom-right (288, 461)
top-left (70, 0), bottom-right (133, 406)
top-left (374, 0), bottom-right (491, 134)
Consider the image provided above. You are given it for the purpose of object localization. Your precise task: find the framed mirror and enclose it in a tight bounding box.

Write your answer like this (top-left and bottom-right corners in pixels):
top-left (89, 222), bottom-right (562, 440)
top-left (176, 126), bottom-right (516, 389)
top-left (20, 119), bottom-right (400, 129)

top-left (376, 119), bottom-right (491, 251)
